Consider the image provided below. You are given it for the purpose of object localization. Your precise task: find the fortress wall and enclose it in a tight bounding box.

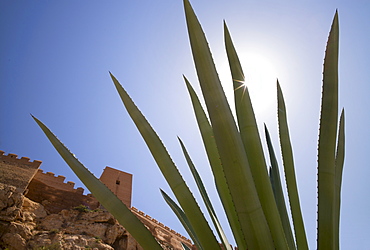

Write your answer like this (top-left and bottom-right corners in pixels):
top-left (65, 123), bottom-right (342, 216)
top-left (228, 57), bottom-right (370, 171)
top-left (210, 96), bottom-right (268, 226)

top-left (27, 169), bottom-right (101, 213)
top-left (1, 150), bottom-right (195, 248)
top-left (0, 151), bottom-right (42, 193)
top-left (131, 207), bottom-right (194, 249)
top-left (27, 167), bottom-right (134, 213)
top-left (26, 178), bottom-right (99, 214)
top-left (33, 169), bottom-right (83, 193)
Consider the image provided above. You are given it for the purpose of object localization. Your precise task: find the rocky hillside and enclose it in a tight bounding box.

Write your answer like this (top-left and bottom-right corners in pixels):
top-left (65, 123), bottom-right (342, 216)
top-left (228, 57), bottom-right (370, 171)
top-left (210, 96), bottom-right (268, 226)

top-left (0, 183), bottom-right (187, 249)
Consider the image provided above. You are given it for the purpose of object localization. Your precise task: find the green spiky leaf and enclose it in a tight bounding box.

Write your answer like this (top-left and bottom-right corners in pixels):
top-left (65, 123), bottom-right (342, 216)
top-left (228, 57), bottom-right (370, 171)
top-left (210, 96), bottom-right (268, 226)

top-left (277, 80), bottom-right (308, 249)
top-left (265, 124), bottom-right (296, 249)
top-left (32, 115), bottom-right (162, 250)
top-left (181, 242), bottom-right (192, 250)
top-left (160, 189), bottom-right (202, 250)
top-left (224, 22), bottom-right (288, 249)
top-left (184, 76), bottom-right (246, 248)
top-left (184, 0), bottom-right (275, 248)
top-left (334, 109), bottom-right (345, 249)
top-left (110, 72), bottom-right (220, 249)
top-left (317, 11), bottom-right (339, 250)
top-left (178, 137), bottom-right (231, 250)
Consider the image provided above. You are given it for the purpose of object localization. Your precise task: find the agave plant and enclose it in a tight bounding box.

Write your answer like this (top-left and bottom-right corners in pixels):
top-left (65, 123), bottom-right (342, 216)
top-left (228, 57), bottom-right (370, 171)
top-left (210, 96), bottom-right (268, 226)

top-left (33, 0), bottom-right (345, 249)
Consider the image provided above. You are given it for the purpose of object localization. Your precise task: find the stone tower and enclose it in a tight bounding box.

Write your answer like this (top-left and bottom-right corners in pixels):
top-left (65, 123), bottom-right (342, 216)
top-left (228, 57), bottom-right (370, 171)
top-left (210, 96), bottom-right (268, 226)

top-left (99, 166), bottom-right (132, 207)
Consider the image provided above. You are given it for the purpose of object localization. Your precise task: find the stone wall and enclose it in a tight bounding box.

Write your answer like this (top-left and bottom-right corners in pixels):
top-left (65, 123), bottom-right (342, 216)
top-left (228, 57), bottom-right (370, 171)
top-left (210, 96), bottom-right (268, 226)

top-left (32, 169), bottom-right (83, 193)
top-left (26, 178), bottom-right (99, 214)
top-left (26, 167), bottom-right (133, 214)
top-left (0, 150), bottom-right (195, 249)
top-left (131, 207), bottom-right (194, 249)
top-left (0, 151), bottom-right (41, 193)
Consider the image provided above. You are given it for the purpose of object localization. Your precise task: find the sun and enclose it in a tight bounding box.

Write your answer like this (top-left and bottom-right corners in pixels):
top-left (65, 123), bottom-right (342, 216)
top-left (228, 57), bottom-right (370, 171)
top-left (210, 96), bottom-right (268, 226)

top-left (241, 53), bottom-right (278, 116)
top-left (219, 52), bottom-right (278, 119)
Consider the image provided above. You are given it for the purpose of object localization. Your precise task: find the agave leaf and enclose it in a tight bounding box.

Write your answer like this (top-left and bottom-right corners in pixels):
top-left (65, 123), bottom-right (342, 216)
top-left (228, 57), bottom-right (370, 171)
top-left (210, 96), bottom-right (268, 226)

top-left (160, 189), bottom-right (202, 250)
top-left (334, 109), bottom-right (345, 249)
top-left (178, 137), bottom-right (232, 250)
top-left (184, 0), bottom-right (274, 248)
top-left (31, 115), bottom-right (162, 249)
top-left (181, 242), bottom-right (192, 250)
top-left (265, 124), bottom-right (296, 250)
top-left (224, 22), bottom-right (288, 249)
top-left (317, 11), bottom-right (339, 250)
top-left (184, 76), bottom-right (247, 249)
top-left (110, 73), bottom-right (220, 249)
top-left (277, 81), bottom-right (308, 249)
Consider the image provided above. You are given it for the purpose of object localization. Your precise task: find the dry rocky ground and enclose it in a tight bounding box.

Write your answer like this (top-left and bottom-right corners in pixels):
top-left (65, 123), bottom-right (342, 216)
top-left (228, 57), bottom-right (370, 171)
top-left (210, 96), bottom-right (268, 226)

top-left (0, 183), bottom-right (176, 250)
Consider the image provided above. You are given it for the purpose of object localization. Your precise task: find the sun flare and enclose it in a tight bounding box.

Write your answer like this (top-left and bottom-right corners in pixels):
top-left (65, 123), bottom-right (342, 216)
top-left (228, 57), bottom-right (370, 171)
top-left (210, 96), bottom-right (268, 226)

top-left (219, 52), bottom-right (278, 118)
top-left (241, 53), bottom-right (278, 115)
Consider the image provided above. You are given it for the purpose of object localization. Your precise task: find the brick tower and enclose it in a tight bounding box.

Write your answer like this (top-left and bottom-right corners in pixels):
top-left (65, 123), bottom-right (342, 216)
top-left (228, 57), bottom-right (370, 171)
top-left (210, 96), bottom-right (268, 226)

top-left (99, 166), bottom-right (132, 207)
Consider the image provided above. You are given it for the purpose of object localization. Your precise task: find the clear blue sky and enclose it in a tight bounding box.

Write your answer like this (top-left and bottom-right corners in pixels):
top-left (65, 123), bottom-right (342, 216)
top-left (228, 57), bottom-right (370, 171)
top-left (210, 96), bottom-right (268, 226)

top-left (1, 1), bottom-right (369, 249)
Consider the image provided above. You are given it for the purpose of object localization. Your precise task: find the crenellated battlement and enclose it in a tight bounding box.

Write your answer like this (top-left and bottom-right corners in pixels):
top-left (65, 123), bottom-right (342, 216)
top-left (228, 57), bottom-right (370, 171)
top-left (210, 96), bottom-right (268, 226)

top-left (34, 169), bottom-right (85, 194)
top-left (131, 207), bottom-right (192, 243)
top-left (27, 168), bottom-right (100, 214)
top-left (0, 150), bottom-right (42, 169)
top-left (0, 150), bottom-right (42, 193)
top-left (1, 150), bottom-right (194, 248)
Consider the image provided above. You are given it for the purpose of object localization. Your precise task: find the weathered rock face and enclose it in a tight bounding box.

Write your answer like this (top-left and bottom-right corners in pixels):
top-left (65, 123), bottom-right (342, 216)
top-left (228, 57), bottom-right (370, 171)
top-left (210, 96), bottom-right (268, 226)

top-left (22, 195), bottom-right (48, 219)
top-left (0, 183), bottom-right (42, 250)
top-left (0, 183), bottom-right (24, 222)
top-left (35, 209), bottom-right (127, 246)
top-left (28, 232), bottom-right (115, 250)
top-left (0, 183), bottom-right (139, 250)
top-left (27, 208), bottom-right (150, 249)
top-left (0, 183), bottom-right (193, 250)
top-left (1, 151), bottom-right (194, 249)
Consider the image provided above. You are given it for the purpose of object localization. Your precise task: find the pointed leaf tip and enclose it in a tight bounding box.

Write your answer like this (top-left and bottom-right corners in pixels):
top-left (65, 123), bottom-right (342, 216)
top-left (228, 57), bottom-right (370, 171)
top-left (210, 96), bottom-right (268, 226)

top-left (183, 0), bottom-right (192, 11)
